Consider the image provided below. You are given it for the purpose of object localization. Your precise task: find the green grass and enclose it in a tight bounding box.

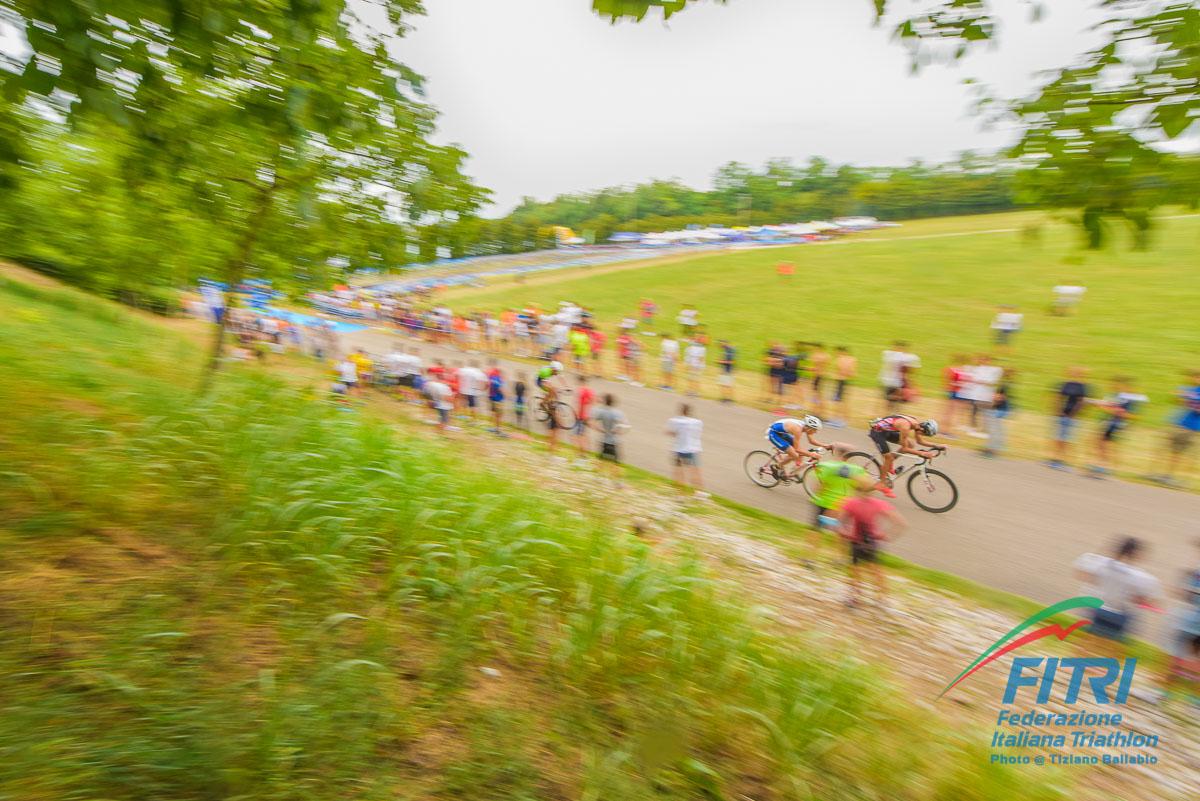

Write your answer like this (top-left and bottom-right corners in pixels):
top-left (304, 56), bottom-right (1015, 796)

top-left (0, 272), bottom-right (1073, 800)
top-left (451, 211), bottom-right (1200, 422)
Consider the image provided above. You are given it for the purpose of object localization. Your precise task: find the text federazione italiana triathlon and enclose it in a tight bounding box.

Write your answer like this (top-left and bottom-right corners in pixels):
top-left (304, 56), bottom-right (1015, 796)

top-left (989, 709), bottom-right (1159, 766)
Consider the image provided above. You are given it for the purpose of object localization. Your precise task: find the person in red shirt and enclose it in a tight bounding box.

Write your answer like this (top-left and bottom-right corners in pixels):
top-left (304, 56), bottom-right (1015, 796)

top-left (574, 375), bottom-right (597, 457)
top-left (588, 327), bottom-right (606, 378)
top-left (836, 484), bottom-right (907, 608)
top-left (940, 354), bottom-right (968, 437)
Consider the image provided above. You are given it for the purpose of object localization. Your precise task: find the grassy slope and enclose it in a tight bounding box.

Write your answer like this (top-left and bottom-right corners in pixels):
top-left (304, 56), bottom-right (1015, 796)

top-left (448, 211), bottom-right (1200, 422)
top-left (0, 273), bottom-right (1073, 800)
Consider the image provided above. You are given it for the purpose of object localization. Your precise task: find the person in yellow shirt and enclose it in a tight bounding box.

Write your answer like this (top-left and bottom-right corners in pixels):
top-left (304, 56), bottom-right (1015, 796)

top-left (350, 349), bottom-right (374, 388)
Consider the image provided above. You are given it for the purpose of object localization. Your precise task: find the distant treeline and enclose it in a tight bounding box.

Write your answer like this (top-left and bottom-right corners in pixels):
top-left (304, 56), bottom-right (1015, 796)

top-left (432, 152), bottom-right (1200, 258)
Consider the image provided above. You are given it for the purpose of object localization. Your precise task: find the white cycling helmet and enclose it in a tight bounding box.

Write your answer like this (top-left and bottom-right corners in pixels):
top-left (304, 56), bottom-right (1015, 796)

top-left (550, 360), bottom-right (563, 372)
top-left (920, 419), bottom-right (939, 437)
top-left (803, 414), bottom-right (823, 430)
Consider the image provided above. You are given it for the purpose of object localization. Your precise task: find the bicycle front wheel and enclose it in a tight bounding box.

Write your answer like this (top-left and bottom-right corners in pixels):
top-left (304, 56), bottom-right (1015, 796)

top-left (907, 468), bottom-right (958, 513)
top-left (743, 450), bottom-right (781, 488)
top-left (800, 463), bottom-right (821, 499)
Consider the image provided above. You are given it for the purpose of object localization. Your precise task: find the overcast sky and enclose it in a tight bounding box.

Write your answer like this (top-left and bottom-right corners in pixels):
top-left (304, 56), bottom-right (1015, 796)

top-left (396, 0), bottom-right (1104, 213)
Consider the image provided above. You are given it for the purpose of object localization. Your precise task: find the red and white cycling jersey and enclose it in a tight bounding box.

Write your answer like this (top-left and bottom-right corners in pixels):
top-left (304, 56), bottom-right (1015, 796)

top-left (869, 414), bottom-right (918, 433)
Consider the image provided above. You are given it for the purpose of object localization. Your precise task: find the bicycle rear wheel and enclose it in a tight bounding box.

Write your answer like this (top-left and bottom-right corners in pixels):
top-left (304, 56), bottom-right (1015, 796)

top-left (845, 451), bottom-right (882, 480)
top-left (907, 468), bottom-right (958, 513)
top-left (551, 401), bottom-right (577, 430)
top-left (743, 450), bottom-right (781, 488)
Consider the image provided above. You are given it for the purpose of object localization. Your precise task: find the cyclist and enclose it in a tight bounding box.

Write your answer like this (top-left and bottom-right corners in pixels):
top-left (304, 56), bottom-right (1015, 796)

top-left (765, 415), bottom-right (830, 478)
top-left (868, 414), bottom-right (945, 497)
top-left (536, 360), bottom-right (565, 408)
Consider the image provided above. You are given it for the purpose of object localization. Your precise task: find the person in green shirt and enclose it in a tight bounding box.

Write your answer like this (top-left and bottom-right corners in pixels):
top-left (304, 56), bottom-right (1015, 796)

top-left (569, 327), bottom-right (591, 373)
top-left (807, 443), bottom-right (875, 562)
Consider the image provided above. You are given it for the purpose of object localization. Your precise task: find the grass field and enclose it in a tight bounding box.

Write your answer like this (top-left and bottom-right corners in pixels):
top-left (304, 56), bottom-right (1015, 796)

top-left (0, 270), bottom-right (1082, 799)
top-left (446, 211), bottom-right (1200, 424)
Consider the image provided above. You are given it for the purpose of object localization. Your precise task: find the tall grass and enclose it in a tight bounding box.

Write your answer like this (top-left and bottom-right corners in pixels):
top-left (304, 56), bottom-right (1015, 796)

top-left (0, 275), bottom-right (1068, 800)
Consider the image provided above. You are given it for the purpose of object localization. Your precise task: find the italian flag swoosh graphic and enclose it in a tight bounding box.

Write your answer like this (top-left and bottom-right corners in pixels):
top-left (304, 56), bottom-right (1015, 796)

top-left (938, 595), bottom-right (1103, 699)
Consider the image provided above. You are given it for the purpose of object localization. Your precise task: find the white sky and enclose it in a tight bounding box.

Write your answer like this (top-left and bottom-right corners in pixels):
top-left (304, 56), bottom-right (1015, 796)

top-left (396, 0), bottom-right (1105, 213)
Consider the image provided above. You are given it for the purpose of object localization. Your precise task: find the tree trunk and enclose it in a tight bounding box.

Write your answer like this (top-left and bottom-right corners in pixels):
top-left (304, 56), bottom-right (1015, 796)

top-left (198, 180), bottom-right (279, 394)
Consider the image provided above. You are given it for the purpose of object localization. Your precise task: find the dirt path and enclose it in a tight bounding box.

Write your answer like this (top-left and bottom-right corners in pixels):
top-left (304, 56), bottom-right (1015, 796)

top-left (342, 328), bottom-right (1200, 649)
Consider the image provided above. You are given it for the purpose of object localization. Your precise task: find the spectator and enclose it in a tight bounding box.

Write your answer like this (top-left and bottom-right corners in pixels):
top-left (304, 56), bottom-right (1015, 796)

top-left (982, 367), bottom-right (1014, 458)
top-left (1073, 537), bottom-right (1161, 654)
top-left (569, 326), bottom-right (590, 374)
top-left (763, 341), bottom-right (785, 403)
top-left (959, 354), bottom-right (1001, 439)
top-left (422, 369), bottom-right (453, 433)
top-left (659, 333), bottom-right (680, 391)
top-left (718, 339), bottom-right (736, 404)
top-left (350, 348), bottom-right (374, 388)
top-left (879, 341), bottom-right (920, 413)
top-left (836, 482), bottom-right (907, 608)
top-left (1169, 539), bottom-right (1200, 679)
top-left (991, 305), bottom-right (1024, 346)
top-left (486, 361), bottom-right (505, 435)
top-left (781, 345), bottom-right (801, 410)
top-left (940, 354), bottom-right (969, 437)
top-left (809, 343), bottom-right (830, 417)
top-left (513, 371), bottom-right (528, 430)
top-left (810, 443), bottom-right (873, 565)
top-left (831, 346), bottom-right (857, 428)
top-left (639, 298), bottom-right (656, 327)
top-left (678, 304), bottom-right (699, 338)
top-left (1149, 370), bottom-right (1200, 488)
top-left (573, 375), bottom-right (596, 459)
top-left (458, 360), bottom-right (487, 423)
top-left (1052, 284), bottom-right (1087, 316)
top-left (336, 356), bottom-right (359, 396)
top-left (616, 330), bottom-right (633, 381)
top-left (591, 393), bottom-right (629, 486)
top-left (587, 326), bottom-right (606, 378)
top-left (1047, 366), bottom-right (1090, 471)
top-left (1088, 377), bottom-right (1144, 479)
top-left (684, 337), bottom-right (706, 397)
top-left (666, 403), bottom-right (705, 495)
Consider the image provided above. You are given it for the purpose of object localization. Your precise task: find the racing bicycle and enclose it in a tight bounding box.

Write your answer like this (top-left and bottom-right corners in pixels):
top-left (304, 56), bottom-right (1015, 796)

top-left (743, 446), bottom-right (880, 501)
top-left (533, 389), bottom-right (577, 430)
top-left (854, 447), bottom-right (958, 513)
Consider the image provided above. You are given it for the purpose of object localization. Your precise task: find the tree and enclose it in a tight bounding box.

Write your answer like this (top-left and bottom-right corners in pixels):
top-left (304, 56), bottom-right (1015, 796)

top-left (0, 1), bottom-right (487, 385)
top-left (592, 1), bottom-right (1199, 246)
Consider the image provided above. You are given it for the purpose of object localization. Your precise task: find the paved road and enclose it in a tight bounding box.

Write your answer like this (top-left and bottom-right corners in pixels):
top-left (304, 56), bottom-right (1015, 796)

top-left (343, 330), bottom-right (1198, 646)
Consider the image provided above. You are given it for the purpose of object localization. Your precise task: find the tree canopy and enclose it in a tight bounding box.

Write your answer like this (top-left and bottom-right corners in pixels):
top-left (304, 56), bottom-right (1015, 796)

top-left (0, 1), bottom-right (487, 297)
top-left (591, 1), bottom-right (1199, 244)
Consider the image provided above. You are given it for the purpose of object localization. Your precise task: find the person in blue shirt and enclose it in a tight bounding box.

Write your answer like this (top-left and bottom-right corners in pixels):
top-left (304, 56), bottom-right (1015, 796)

top-left (487, 362), bottom-right (506, 436)
top-left (1150, 370), bottom-right (1200, 487)
top-left (718, 340), bottom-right (736, 403)
top-left (1088, 376), bottom-right (1144, 479)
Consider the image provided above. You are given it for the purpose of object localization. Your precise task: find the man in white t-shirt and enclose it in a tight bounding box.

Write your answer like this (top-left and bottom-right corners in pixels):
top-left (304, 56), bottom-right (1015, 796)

top-left (677, 305), bottom-right (699, 337)
top-left (1053, 285), bottom-right (1087, 316)
top-left (336, 358), bottom-right (358, 395)
top-left (684, 338), bottom-right (706, 396)
top-left (991, 305), bottom-right (1023, 345)
top-left (666, 403), bottom-right (705, 495)
top-left (457, 360), bottom-right (488, 421)
top-left (659, 334), bottom-right (680, 391)
top-left (550, 321), bottom-right (570, 358)
top-left (879, 341), bottom-right (921, 413)
top-left (1073, 537), bottom-right (1161, 645)
top-left (958, 354), bottom-right (1002, 437)
top-left (423, 371), bottom-right (452, 431)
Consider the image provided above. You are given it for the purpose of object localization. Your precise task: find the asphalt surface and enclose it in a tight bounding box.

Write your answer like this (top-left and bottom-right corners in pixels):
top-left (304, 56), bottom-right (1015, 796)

top-left (344, 329), bottom-right (1198, 646)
